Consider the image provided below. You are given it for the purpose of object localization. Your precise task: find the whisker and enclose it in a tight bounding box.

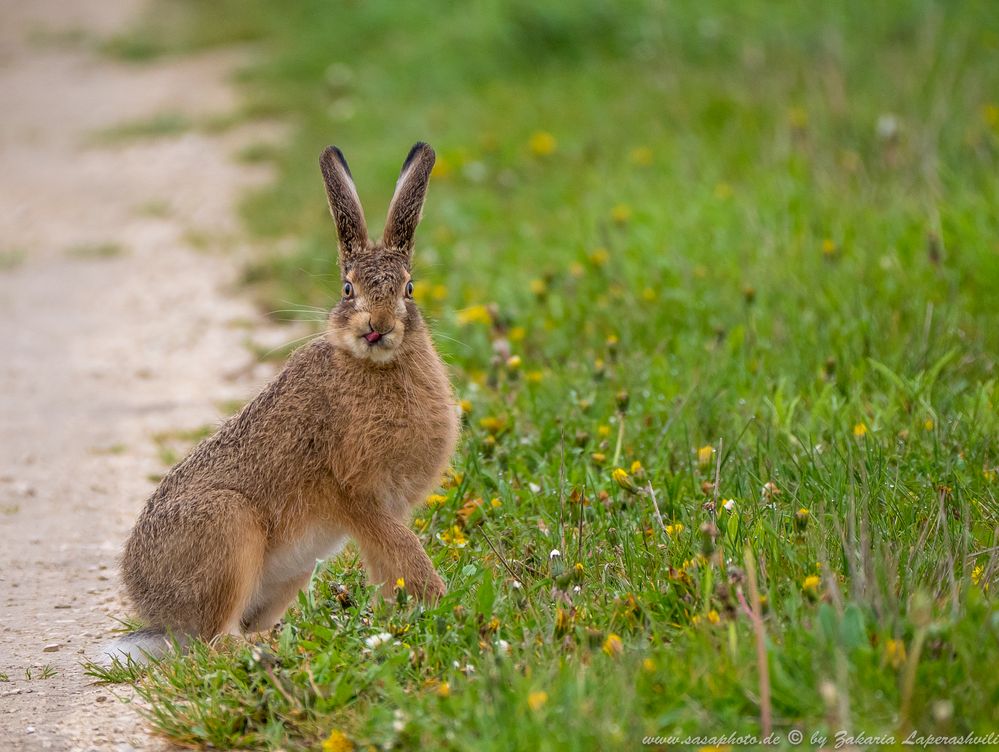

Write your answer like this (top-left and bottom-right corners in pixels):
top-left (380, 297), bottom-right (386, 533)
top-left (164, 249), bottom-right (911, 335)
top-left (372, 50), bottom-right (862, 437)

top-left (260, 330), bottom-right (327, 359)
top-left (430, 331), bottom-right (472, 350)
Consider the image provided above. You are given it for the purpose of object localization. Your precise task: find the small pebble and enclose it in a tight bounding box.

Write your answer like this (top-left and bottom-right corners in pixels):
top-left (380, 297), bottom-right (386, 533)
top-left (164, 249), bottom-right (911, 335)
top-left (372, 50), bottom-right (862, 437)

top-left (43, 643), bottom-right (61, 652)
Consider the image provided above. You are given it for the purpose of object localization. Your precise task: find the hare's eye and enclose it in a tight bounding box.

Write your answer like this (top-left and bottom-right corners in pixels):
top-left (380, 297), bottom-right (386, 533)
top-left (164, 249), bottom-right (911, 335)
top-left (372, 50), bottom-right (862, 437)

top-left (405, 281), bottom-right (414, 298)
top-left (342, 282), bottom-right (354, 298)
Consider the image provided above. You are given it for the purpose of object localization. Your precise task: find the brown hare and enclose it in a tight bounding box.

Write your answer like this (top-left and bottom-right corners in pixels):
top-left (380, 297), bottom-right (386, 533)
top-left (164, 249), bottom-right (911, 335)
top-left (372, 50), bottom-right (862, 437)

top-left (107, 143), bottom-right (459, 662)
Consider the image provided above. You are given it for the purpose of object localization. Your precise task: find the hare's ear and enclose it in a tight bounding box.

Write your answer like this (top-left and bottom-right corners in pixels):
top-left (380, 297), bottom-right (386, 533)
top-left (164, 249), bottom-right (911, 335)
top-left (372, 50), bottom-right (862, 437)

top-left (382, 142), bottom-right (435, 253)
top-left (320, 146), bottom-right (368, 268)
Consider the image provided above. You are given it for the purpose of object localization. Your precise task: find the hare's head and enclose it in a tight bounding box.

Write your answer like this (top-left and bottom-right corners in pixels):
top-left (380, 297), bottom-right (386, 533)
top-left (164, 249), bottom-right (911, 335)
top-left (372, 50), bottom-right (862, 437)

top-left (320, 143), bottom-right (436, 364)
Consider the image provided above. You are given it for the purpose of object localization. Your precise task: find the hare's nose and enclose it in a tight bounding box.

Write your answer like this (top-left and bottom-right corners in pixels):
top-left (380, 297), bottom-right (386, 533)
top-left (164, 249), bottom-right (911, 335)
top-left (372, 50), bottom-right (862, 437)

top-left (368, 313), bottom-right (394, 335)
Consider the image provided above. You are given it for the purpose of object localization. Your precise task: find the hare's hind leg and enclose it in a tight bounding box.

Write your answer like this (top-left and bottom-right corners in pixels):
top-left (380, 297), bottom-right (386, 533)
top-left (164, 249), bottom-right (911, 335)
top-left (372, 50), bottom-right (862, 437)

top-left (347, 511), bottom-right (445, 602)
top-left (121, 489), bottom-right (266, 650)
top-left (190, 490), bottom-right (268, 638)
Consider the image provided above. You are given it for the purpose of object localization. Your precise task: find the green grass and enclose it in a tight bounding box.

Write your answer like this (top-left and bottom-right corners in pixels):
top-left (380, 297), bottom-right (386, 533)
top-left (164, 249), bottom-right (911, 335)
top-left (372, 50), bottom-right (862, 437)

top-left (65, 241), bottom-right (126, 259)
top-left (0, 248), bottom-right (26, 271)
top-left (103, 1), bottom-right (999, 749)
top-left (90, 113), bottom-right (194, 143)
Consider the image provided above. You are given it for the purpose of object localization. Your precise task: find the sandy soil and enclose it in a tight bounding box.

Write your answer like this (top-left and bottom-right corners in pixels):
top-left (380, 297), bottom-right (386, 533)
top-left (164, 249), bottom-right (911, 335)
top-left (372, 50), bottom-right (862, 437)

top-left (0, 1), bottom-right (289, 748)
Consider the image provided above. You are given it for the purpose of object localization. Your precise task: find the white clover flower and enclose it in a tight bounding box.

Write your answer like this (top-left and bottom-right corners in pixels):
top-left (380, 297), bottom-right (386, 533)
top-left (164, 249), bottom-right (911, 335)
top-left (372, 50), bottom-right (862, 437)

top-left (364, 632), bottom-right (393, 649)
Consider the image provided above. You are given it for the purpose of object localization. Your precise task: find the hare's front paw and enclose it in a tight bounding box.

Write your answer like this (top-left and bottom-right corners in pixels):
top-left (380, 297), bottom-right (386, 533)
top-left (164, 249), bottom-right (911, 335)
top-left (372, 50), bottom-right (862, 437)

top-left (421, 572), bottom-right (446, 602)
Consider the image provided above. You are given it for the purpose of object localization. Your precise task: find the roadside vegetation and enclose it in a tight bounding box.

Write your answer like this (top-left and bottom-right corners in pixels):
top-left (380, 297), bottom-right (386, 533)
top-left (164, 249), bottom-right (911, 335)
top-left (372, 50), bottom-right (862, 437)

top-left (91, 1), bottom-right (999, 749)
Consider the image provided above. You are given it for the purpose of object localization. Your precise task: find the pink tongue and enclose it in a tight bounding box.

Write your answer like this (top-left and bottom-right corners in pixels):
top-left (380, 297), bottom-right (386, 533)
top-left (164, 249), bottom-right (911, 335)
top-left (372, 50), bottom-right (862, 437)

top-left (364, 331), bottom-right (382, 343)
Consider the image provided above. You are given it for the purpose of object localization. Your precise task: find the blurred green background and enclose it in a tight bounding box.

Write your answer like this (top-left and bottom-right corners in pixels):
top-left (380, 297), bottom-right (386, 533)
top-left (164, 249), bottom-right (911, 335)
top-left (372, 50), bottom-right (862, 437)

top-left (101, 1), bottom-right (999, 749)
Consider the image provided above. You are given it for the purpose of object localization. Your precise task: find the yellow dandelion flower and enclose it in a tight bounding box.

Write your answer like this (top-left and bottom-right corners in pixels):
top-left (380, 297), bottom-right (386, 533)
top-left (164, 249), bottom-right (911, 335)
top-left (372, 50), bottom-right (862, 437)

top-left (971, 565), bottom-right (988, 592)
top-left (697, 445), bottom-right (715, 468)
top-left (885, 638), bottom-right (907, 669)
top-left (629, 146), bottom-right (653, 166)
top-left (641, 287), bottom-right (656, 301)
top-left (436, 681), bottom-right (451, 698)
top-left (591, 452), bottom-right (606, 465)
top-left (589, 247), bottom-right (610, 266)
top-left (442, 468), bottom-right (463, 488)
top-left (611, 204), bottom-right (633, 224)
top-left (425, 493), bottom-right (447, 508)
top-left (431, 156), bottom-right (453, 179)
top-left (322, 730), bottom-right (353, 752)
top-left (597, 424), bottom-right (612, 438)
top-left (802, 575), bottom-right (821, 593)
top-left (527, 690), bottom-right (548, 711)
top-left (630, 460), bottom-right (643, 475)
top-left (612, 467), bottom-right (633, 491)
top-left (439, 525), bottom-right (468, 548)
top-left (665, 523), bottom-right (684, 537)
top-left (794, 507), bottom-right (810, 532)
top-left (602, 633), bottom-right (624, 657)
top-left (923, 418), bottom-right (934, 431)
top-left (479, 416), bottom-right (505, 434)
top-left (853, 422), bottom-right (868, 437)
top-left (642, 657), bottom-right (656, 673)
top-left (984, 468), bottom-right (996, 483)
top-left (529, 131), bottom-right (557, 156)
top-left (822, 238), bottom-right (838, 256)
top-left (605, 333), bottom-right (619, 348)
top-left (395, 578), bottom-right (405, 589)
top-left (490, 497), bottom-right (502, 508)
top-left (983, 103), bottom-right (999, 128)
top-left (529, 278), bottom-right (547, 296)
top-left (509, 325), bottom-right (526, 342)
top-left (691, 614), bottom-right (702, 626)
top-left (526, 370), bottom-right (543, 384)
top-left (459, 399), bottom-right (473, 414)
top-left (788, 106), bottom-right (809, 129)
top-left (506, 355), bottom-right (522, 370)
top-left (431, 283), bottom-right (448, 302)
top-left (456, 304), bottom-right (492, 326)
top-left (707, 609), bottom-right (721, 625)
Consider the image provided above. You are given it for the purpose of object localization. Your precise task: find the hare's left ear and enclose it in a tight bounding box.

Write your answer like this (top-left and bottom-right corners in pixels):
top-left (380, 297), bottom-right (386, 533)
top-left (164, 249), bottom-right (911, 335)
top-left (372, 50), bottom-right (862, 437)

top-left (383, 142), bottom-right (435, 253)
top-left (320, 146), bottom-right (369, 271)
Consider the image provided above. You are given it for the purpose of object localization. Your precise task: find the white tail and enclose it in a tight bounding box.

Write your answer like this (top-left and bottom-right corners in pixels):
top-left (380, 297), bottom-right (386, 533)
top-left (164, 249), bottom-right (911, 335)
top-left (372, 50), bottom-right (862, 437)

top-left (98, 628), bottom-right (180, 666)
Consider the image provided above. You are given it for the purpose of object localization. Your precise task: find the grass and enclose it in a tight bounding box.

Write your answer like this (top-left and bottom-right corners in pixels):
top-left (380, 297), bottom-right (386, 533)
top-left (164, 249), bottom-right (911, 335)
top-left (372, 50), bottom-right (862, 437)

top-left (90, 113), bottom-right (194, 143)
top-left (65, 241), bottom-right (126, 259)
top-left (0, 248), bottom-right (26, 271)
top-left (99, 1), bottom-right (999, 749)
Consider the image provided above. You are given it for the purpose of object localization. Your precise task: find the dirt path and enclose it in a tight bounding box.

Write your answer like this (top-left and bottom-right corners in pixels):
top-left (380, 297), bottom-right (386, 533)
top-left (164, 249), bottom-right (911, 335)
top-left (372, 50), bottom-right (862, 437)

top-left (0, 1), bottom-right (285, 748)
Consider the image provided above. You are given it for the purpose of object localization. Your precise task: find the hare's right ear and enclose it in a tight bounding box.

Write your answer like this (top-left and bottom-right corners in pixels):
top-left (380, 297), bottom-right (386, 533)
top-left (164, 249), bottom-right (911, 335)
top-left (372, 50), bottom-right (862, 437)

top-left (383, 142), bottom-right (435, 254)
top-left (320, 146), bottom-right (368, 269)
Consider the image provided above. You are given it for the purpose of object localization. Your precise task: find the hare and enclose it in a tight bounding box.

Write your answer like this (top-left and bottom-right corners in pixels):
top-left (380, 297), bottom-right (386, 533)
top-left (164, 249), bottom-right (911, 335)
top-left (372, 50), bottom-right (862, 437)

top-left (107, 143), bottom-right (459, 662)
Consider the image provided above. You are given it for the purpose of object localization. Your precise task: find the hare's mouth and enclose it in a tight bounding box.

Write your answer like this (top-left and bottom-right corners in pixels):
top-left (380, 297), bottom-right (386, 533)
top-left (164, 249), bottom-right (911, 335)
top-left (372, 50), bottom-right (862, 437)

top-left (361, 324), bottom-right (395, 346)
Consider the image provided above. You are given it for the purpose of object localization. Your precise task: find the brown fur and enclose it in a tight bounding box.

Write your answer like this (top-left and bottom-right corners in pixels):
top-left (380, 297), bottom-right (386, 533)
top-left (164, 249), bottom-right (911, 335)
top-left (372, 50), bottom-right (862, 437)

top-left (117, 143), bottom-right (458, 654)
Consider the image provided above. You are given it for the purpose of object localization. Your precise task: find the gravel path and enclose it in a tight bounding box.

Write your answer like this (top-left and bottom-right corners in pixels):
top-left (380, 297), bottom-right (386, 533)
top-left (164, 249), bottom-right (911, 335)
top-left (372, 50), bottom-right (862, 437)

top-left (0, 1), bottom-right (285, 748)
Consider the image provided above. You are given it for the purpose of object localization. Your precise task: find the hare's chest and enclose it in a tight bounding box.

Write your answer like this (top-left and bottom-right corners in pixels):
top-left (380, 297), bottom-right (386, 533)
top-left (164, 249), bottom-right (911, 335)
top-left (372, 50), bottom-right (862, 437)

top-left (331, 375), bottom-right (458, 501)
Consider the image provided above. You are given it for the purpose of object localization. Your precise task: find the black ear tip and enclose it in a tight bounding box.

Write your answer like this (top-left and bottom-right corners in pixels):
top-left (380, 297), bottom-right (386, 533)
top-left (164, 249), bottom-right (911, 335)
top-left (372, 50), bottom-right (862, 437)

top-left (401, 141), bottom-right (435, 173)
top-left (320, 145), bottom-right (352, 178)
